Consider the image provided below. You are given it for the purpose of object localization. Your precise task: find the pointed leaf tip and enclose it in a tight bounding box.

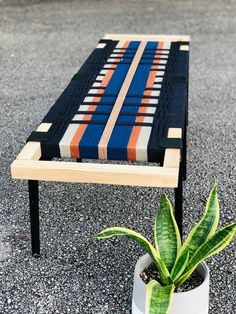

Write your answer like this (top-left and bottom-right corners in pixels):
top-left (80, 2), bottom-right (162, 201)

top-left (155, 194), bottom-right (181, 272)
top-left (180, 182), bottom-right (220, 260)
top-left (176, 222), bottom-right (236, 287)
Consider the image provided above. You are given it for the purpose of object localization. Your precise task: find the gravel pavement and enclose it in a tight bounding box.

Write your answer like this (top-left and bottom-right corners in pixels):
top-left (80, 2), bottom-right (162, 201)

top-left (0, 0), bottom-right (236, 313)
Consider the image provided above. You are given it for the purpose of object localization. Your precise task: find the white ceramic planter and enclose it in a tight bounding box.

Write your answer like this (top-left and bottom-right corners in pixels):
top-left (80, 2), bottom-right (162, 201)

top-left (132, 254), bottom-right (209, 314)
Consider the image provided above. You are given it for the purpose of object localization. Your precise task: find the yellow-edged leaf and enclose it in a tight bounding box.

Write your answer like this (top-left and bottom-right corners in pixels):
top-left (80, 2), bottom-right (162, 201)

top-left (146, 280), bottom-right (175, 314)
top-left (180, 183), bottom-right (219, 259)
top-left (96, 227), bottom-right (171, 285)
top-left (176, 222), bottom-right (236, 287)
top-left (170, 249), bottom-right (189, 282)
top-left (154, 194), bottom-right (181, 271)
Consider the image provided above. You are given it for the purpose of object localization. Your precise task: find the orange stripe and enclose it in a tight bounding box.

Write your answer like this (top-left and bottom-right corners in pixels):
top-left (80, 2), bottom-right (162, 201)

top-left (100, 69), bottom-right (115, 88)
top-left (70, 41), bottom-right (129, 158)
top-left (123, 41), bottom-right (130, 49)
top-left (70, 102), bottom-right (99, 158)
top-left (127, 42), bottom-right (164, 161)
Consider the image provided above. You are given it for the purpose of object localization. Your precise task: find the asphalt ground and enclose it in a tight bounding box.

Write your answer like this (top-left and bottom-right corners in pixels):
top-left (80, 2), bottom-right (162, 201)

top-left (0, 0), bottom-right (236, 313)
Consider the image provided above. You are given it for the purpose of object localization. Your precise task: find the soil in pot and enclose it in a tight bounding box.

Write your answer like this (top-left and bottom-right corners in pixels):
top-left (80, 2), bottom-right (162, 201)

top-left (140, 263), bottom-right (203, 292)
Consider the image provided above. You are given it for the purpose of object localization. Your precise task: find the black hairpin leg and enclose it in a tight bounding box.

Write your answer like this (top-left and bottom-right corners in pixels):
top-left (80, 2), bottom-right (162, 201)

top-left (28, 180), bottom-right (40, 257)
top-left (175, 162), bottom-right (183, 239)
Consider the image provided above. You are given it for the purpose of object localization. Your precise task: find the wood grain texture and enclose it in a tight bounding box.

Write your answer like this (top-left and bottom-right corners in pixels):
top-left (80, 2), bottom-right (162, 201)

top-left (16, 142), bottom-right (41, 161)
top-left (180, 45), bottom-right (189, 51)
top-left (163, 128), bottom-right (182, 168)
top-left (11, 160), bottom-right (179, 187)
top-left (97, 43), bottom-right (107, 49)
top-left (104, 34), bottom-right (190, 42)
top-left (36, 123), bottom-right (52, 132)
top-left (15, 123), bottom-right (51, 161)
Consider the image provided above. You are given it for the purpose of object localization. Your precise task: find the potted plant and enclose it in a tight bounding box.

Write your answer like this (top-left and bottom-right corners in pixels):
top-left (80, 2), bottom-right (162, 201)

top-left (95, 182), bottom-right (236, 314)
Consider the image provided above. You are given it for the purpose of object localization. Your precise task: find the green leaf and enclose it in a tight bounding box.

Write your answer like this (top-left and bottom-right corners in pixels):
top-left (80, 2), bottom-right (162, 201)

top-left (176, 222), bottom-right (236, 287)
top-left (181, 183), bottom-right (219, 259)
top-left (146, 280), bottom-right (175, 314)
top-left (170, 249), bottom-right (189, 282)
top-left (96, 227), bottom-right (171, 285)
top-left (154, 194), bottom-right (181, 271)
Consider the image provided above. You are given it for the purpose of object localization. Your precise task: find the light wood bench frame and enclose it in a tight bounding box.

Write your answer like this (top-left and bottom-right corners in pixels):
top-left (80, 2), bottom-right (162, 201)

top-left (11, 34), bottom-right (189, 257)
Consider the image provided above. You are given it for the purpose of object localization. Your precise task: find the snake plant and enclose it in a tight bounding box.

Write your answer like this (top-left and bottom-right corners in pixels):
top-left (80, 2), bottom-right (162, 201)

top-left (96, 182), bottom-right (236, 314)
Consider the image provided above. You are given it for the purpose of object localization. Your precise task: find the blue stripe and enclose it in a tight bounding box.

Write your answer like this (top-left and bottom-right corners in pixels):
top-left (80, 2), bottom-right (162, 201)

top-left (78, 45), bottom-right (132, 158)
top-left (107, 41), bottom-right (158, 160)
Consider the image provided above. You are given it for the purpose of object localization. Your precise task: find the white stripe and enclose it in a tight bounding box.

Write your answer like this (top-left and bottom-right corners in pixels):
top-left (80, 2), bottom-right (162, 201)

top-left (95, 75), bottom-right (104, 81)
top-left (163, 42), bottom-right (171, 50)
top-left (158, 59), bottom-right (167, 65)
top-left (107, 58), bottom-right (117, 63)
top-left (148, 99), bottom-right (159, 104)
top-left (155, 71), bottom-right (165, 76)
top-left (59, 100), bottom-right (94, 156)
top-left (135, 126), bottom-right (152, 161)
top-left (88, 89), bottom-right (98, 94)
top-left (103, 64), bottom-right (113, 69)
top-left (75, 104), bottom-right (90, 118)
top-left (143, 116), bottom-right (154, 123)
top-left (150, 90), bottom-right (160, 97)
top-left (92, 82), bottom-right (101, 88)
top-left (146, 107), bottom-right (156, 114)
top-left (157, 52), bottom-right (169, 57)
top-left (73, 114), bottom-right (86, 120)
top-left (156, 54), bottom-right (168, 59)
top-left (154, 77), bottom-right (163, 83)
top-left (134, 95), bottom-right (158, 161)
top-left (100, 69), bottom-right (108, 75)
top-left (110, 54), bottom-right (122, 58)
top-left (59, 124), bottom-right (78, 157)
top-left (153, 84), bottom-right (162, 88)
top-left (116, 41), bottom-right (126, 48)
top-left (79, 105), bottom-right (91, 110)
top-left (83, 96), bottom-right (95, 103)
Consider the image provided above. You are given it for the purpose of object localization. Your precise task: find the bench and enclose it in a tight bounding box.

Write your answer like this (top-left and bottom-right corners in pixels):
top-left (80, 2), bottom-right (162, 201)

top-left (11, 34), bottom-right (190, 257)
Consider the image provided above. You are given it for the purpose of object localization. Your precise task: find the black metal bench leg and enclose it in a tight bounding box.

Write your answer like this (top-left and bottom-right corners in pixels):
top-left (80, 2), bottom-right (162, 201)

top-left (76, 158), bottom-right (82, 162)
top-left (182, 122), bottom-right (187, 181)
top-left (28, 180), bottom-right (40, 257)
top-left (175, 162), bottom-right (183, 240)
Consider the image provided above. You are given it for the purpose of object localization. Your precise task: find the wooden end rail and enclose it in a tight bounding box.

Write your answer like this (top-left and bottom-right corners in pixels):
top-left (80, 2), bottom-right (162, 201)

top-left (11, 125), bottom-right (182, 188)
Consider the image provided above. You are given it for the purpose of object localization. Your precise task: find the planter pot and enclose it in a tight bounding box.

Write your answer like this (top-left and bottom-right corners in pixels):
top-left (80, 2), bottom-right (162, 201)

top-left (132, 254), bottom-right (209, 314)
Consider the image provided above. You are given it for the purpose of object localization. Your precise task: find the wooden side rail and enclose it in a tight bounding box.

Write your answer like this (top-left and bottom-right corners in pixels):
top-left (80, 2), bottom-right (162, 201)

top-left (11, 160), bottom-right (179, 187)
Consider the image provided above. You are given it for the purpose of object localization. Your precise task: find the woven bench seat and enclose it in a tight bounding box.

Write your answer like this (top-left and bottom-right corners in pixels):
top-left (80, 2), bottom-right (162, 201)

top-left (11, 34), bottom-right (190, 256)
top-left (27, 37), bottom-right (188, 163)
